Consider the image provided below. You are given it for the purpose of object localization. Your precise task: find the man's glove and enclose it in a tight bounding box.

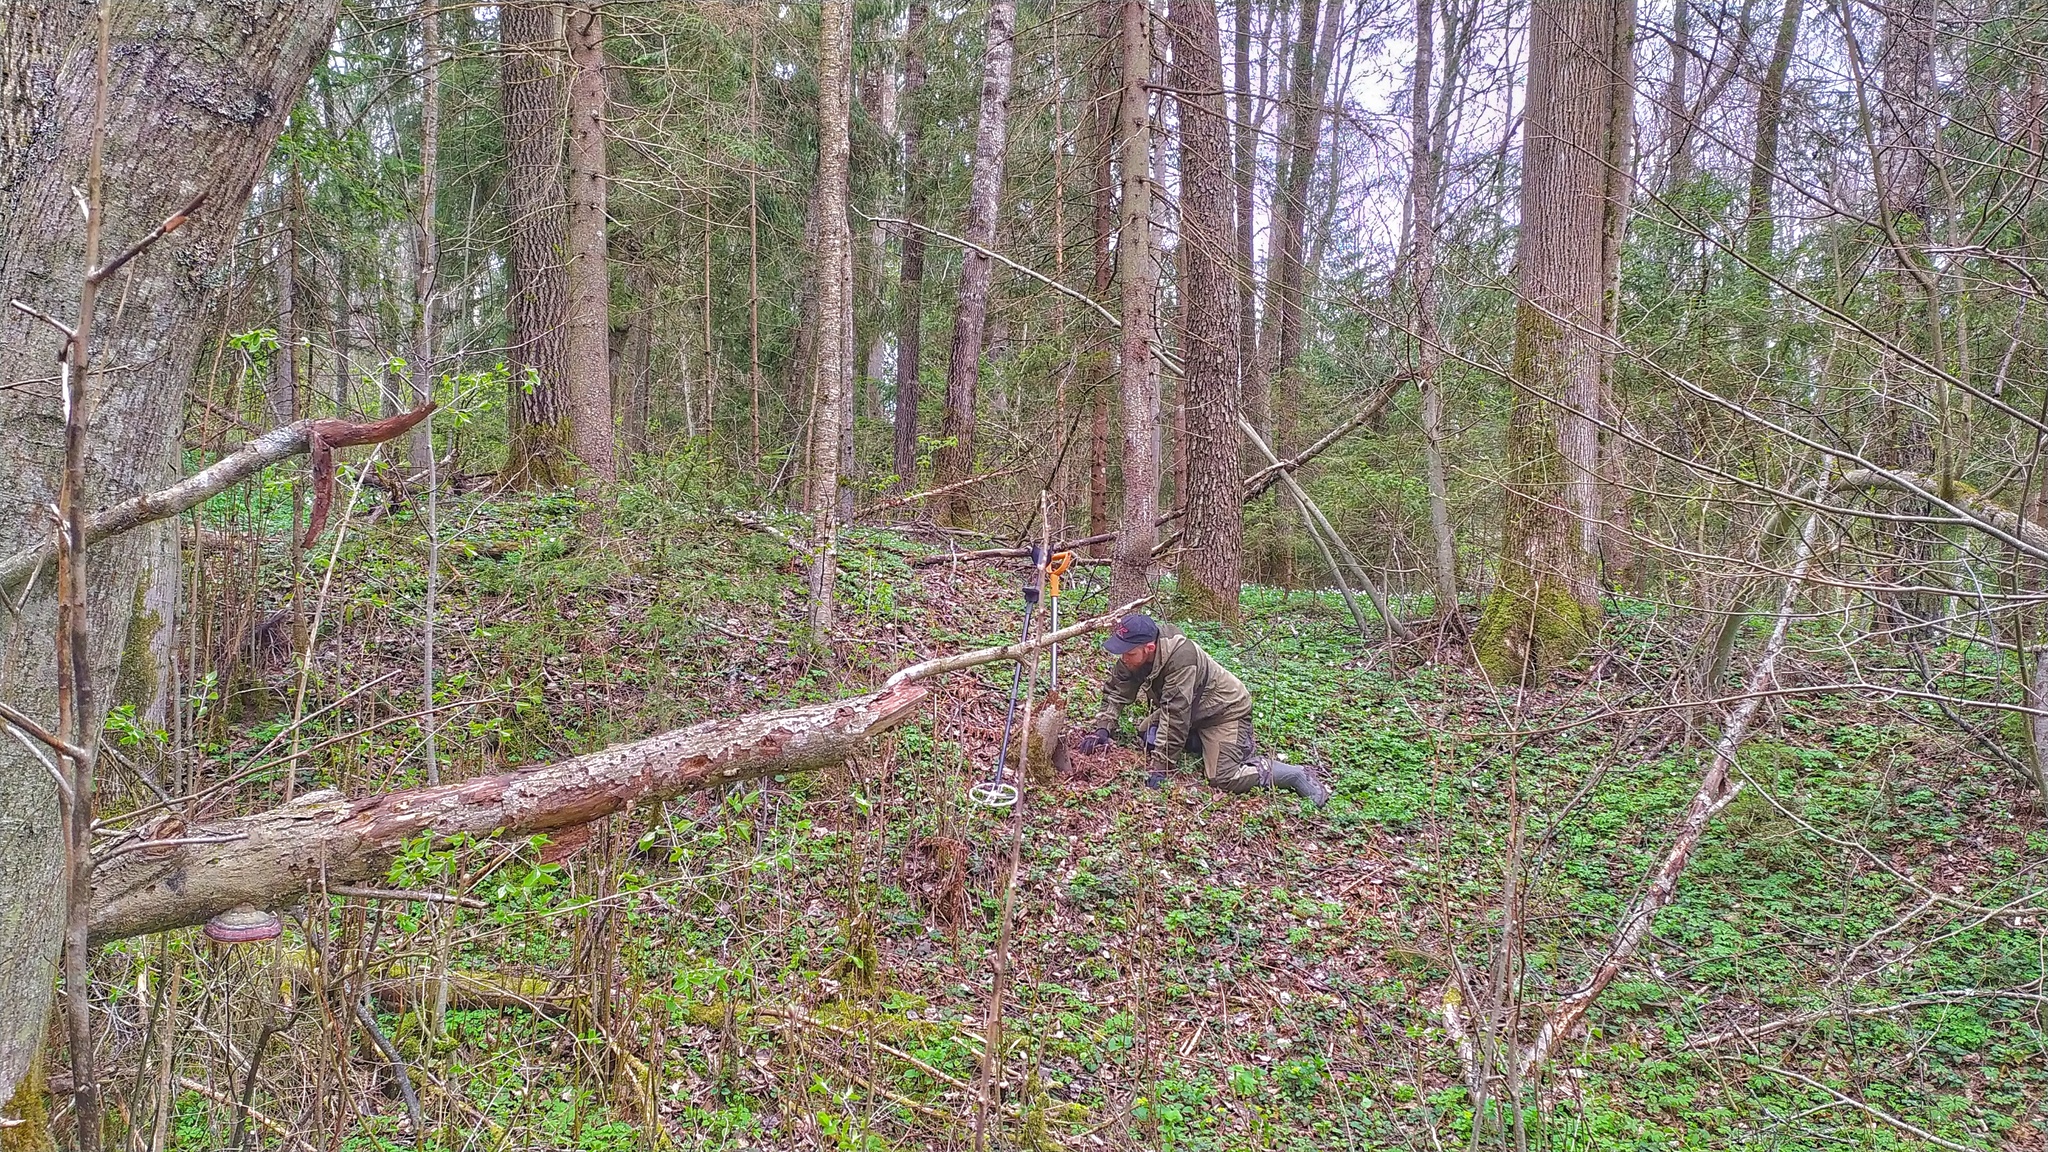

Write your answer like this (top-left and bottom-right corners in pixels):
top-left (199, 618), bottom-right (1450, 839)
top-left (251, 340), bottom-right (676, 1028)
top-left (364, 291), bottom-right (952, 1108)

top-left (1075, 727), bottom-right (1111, 754)
top-left (1143, 754), bottom-right (1168, 790)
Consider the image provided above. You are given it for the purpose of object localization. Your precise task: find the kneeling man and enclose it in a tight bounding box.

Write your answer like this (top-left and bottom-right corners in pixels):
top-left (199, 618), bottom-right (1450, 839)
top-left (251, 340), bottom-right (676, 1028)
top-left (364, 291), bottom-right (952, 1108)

top-left (1075, 613), bottom-right (1329, 807)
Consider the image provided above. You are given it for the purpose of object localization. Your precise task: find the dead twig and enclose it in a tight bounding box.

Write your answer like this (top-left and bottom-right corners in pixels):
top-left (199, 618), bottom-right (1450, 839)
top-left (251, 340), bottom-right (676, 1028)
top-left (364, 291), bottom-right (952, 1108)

top-left (1758, 1063), bottom-right (1977, 1152)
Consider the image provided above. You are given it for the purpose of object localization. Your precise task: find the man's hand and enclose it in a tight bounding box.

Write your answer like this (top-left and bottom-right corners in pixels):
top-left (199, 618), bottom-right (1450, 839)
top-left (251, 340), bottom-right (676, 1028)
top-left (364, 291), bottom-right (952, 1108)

top-left (1143, 754), bottom-right (1168, 790)
top-left (1075, 727), bottom-right (1112, 754)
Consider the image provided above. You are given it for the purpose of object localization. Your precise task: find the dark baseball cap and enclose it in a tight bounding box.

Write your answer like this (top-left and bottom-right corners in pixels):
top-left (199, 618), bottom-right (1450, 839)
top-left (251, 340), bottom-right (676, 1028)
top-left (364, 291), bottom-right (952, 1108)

top-left (1103, 613), bottom-right (1161, 654)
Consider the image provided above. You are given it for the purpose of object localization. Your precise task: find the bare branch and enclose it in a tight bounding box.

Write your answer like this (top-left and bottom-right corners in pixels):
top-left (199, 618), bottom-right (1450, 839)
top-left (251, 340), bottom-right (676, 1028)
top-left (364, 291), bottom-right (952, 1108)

top-left (6, 299), bottom-right (77, 339)
top-left (1685, 987), bottom-right (2048, 1051)
top-left (1518, 501), bottom-right (1825, 1079)
top-left (86, 191), bottom-right (207, 286)
top-left (0, 404), bottom-right (435, 592)
top-left (1759, 1064), bottom-right (1977, 1152)
top-left (883, 599), bottom-right (1147, 688)
top-left (0, 701), bottom-right (88, 762)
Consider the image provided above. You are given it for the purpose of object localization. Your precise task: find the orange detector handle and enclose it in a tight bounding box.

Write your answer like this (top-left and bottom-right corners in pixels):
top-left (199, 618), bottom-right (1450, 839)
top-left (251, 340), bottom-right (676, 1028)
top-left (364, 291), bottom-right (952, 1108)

top-left (1046, 551), bottom-right (1076, 597)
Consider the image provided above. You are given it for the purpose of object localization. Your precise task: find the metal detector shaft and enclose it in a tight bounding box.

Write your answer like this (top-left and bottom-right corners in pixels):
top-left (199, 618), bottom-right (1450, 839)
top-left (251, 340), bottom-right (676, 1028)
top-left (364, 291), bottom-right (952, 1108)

top-left (991, 545), bottom-right (1047, 789)
top-left (1049, 596), bottom-right (1059, 692)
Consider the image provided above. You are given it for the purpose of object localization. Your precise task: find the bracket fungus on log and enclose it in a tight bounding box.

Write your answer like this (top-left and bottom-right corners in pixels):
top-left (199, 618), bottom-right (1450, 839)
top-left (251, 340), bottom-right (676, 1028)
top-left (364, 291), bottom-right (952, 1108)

top-left (202, 906), bottom-right (283, 944)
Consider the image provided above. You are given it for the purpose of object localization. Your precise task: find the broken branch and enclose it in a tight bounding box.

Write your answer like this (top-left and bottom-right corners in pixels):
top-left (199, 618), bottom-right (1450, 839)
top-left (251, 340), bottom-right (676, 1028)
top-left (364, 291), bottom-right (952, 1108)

top-left (1241, 373), bottom-right (1411, 503)
top-left (1515, 503), bottom-right (1823, 1079)
top-left (0, 404), bottom-right (436, 591)
top-left (883, 599), bottom-right (1147, 688)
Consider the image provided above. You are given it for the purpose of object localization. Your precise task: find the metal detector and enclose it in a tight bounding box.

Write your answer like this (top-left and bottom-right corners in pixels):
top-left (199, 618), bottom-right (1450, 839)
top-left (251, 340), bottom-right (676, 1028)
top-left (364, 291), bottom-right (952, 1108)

top-left (969, 545), bottom-right (1050, 809)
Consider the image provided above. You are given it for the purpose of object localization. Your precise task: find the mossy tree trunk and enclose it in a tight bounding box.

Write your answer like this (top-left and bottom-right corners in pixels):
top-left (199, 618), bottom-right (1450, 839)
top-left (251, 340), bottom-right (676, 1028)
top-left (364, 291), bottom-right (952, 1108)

top-left (0, 0), bottom-right (338, 1115)
top-left (1473, 0), bottom-right (1634, 684)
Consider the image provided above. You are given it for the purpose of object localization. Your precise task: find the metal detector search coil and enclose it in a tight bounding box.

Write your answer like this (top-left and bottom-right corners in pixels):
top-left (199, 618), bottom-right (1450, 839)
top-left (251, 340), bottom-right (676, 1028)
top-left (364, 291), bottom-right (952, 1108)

top-left (968, 779), bottom-right (1019, 809)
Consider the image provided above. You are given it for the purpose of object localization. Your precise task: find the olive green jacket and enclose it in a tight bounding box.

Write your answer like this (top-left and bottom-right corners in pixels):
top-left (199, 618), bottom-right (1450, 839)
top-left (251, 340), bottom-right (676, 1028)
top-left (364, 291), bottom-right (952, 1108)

top-left (1089, 624), bottom-right (1252, 761)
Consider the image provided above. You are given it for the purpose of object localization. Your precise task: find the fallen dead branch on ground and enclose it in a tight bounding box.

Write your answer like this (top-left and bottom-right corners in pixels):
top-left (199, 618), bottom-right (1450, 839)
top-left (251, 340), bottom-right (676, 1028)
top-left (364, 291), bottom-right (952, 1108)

top-left (1470, 503), bottom-right (1825, 1083)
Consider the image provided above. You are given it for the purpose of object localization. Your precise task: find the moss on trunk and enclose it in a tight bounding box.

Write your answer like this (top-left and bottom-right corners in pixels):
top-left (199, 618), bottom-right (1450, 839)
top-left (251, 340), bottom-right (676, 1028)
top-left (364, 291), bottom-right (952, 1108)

top-left (498, 418), bottom-right (575, 490)
top-left (113, 570), bottom-right (164, 716)
top-left (0, 1051), bottom-right (52, 1152)
top-left (1473, 567), bottom-right (1601, 685)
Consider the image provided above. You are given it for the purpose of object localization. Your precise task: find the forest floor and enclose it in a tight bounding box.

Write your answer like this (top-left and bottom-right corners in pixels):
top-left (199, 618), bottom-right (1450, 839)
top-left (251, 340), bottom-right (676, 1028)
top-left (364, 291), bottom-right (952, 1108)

top-left (123, 477), bottom-right (2048, 1151)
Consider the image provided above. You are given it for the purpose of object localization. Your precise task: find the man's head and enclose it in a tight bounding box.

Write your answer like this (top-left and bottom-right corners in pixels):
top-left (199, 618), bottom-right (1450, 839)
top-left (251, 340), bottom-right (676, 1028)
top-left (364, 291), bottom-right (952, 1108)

top-left (1103, 613), bottom-right (1160, 670)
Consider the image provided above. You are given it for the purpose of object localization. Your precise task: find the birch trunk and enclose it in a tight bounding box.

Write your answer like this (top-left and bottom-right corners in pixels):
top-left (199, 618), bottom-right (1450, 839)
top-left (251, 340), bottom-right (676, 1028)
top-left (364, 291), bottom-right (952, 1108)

top-left (931, 0), bottom-right (1018, 526)
top-left (91, 686), bottom-right (927, 944)
top-left (808, 0), bottom-right (855, 646)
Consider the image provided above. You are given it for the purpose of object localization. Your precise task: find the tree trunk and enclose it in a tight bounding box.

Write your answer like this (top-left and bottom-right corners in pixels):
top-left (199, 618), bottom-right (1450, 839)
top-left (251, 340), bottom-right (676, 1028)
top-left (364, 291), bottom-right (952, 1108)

top-left (1110, 0), bottom-right (1163, 608)
top-left (1471, 0), bottom-right (1632, 683)
top-left (1245, 0), bottom-right (1330, 443)
top-left (808, 0), bottom-right (854, 647)
top-left (267, 177), bottom-right (300, 430)
top-left (930, 0), bottom-right (1018, 526)
top-left (1745, 0), bottom-right (1802, 268)
top-left (90, 686), bottom-right (930, 944)
top-left (0, 0), bottom-right (338, 1109)
top-left (1410, 0), bottom-right (1460, 621)
top-left (1594, 0), bottom-right (1637, 579)
top-left (890, 1), bottom-right (932, 494)
top-left (1663, 0), bottom-right (1693, 187)
top-left (1868, 0), bottom-right (1940, 635)
top-left (1169, 0), bottom-right (1244, 621)
top-left (837, 223), bottom-right (857, 521)
top-left (617, 254), bottom-right (654, 459)
top-left (500, 0), bottom-right (575, 488)
top-left (1086, 0), bottom-right (1121, 557)
top-left (412, 0), bottom-right (440, 477)
top-left (563, 0), bottom-right (615, 482)
top-left (1267, 0), bottom-right (1339, 452)
top-left (1231, 0), bottom-right (1259, 403)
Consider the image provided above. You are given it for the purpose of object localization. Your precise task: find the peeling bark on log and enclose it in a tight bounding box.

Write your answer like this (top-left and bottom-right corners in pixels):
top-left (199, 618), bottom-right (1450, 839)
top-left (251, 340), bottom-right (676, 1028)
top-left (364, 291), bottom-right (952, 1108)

top-left (89, 684), bottom-right (928, 943)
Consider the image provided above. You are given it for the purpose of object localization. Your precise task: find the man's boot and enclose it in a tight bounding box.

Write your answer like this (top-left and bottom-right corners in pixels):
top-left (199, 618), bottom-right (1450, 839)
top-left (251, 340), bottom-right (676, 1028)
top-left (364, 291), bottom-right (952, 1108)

top-left (1260, 756), bottom-right (1331, 808)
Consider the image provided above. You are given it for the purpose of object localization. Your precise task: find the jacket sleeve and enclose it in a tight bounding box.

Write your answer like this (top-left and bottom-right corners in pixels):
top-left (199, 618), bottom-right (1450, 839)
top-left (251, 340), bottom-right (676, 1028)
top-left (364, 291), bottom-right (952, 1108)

top-left (1150, 649), bottom-right (1203, 762)
top-left (1090, 664), bottom-right (1143, 732)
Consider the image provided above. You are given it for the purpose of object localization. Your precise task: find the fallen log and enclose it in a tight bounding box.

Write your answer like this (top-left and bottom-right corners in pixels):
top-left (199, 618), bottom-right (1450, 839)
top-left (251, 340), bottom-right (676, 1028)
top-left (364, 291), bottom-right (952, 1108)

top-left (89, 683), bottom-right (928, 943)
